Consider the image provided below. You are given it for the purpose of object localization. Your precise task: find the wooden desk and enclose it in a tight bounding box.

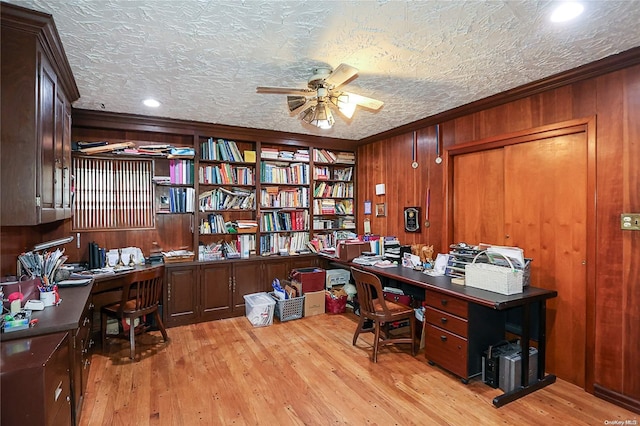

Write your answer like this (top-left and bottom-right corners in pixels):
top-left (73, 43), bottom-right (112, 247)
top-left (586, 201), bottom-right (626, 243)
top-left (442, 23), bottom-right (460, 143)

top-left (329, 258), bottom-right (558, 407)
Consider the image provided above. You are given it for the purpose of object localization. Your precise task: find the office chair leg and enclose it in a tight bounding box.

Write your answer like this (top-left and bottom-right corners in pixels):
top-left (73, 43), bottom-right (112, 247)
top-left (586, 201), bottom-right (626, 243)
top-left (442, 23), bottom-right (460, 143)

top-left (129, 319), bottom-right (136, 360)
top-left (353, 316), bottom-right (366, 346)
top-left (155, 311), bottom-right (169, 342)
top-left (372, 321), bottom-right (382, 363)
top-left (409, 316), bottom-right (416, 356)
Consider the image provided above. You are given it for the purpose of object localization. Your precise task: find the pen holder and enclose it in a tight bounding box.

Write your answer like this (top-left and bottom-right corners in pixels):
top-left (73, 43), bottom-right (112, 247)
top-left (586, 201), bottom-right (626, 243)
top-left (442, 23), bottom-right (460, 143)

top-left (40, 290), bottom-right (57, 307)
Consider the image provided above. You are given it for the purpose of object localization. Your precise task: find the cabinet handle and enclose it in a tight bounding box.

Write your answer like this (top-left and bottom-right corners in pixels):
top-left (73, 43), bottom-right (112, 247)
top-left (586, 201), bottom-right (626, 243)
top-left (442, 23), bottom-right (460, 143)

top-left (228, 277), bottom-right (232, 292)
top-left (89, 302), bottom-right (95, 310)
top-left (440, 317), bottom-right (448, 324)
top-left (440, 335), bottom-right (447, 342)
top-left (83, 317), bottom-right (90, 326)
top-left (233, 277), bottom-right (236, 293)
top-left (55, 381), bottom-right (64, 401)
top-left (440, 299), bottom-right (448, 306)
top-left (88, 338), bottom-right (95, 348)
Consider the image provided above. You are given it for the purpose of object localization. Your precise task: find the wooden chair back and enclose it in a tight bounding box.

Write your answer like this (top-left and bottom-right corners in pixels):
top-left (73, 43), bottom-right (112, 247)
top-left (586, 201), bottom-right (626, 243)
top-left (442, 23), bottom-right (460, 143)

top-left (119, 266), bottom-right (164, 317)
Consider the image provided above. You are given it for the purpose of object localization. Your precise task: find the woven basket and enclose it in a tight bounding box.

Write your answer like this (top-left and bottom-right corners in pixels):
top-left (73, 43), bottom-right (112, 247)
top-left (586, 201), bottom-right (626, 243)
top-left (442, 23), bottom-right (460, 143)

top-left (465, 251), bottom-right (524, 295)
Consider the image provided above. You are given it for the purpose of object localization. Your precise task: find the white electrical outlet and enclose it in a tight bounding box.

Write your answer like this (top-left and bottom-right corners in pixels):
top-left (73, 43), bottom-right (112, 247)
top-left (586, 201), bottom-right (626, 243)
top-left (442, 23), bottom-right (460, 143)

top-left (621, 213), bottom-right (640, 231)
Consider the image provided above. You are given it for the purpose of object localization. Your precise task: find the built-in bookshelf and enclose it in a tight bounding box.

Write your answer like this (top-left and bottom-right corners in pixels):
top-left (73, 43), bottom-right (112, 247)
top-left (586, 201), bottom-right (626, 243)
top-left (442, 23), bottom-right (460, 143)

top-left (259, 145), bottom-right (310, 255)
top-left (154, 156), bottom-right (196, 214)
top-left (197, 137), bottom-right (257, 260)
top-left (310, 148), bottom-right (356, 250)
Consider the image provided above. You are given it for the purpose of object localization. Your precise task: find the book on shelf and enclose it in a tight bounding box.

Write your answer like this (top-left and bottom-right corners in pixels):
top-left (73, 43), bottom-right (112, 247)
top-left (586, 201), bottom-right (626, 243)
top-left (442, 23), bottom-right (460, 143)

top-left (78, 141), bottom-right (135, 154)
top-left (244, 150), bottom-right (256, 162)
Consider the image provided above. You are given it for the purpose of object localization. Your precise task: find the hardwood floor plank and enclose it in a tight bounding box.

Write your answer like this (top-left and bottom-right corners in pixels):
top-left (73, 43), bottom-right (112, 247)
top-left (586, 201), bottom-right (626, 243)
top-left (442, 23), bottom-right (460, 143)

top-left (81, 313), bottom-right (636, 425)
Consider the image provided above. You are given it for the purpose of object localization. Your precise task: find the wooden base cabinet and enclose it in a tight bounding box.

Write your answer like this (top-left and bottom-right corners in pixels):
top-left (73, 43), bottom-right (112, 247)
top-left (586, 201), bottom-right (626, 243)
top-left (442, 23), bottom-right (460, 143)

top-left (71, 297), bottom-right (94, 424)
top-left (1, 332), bottom-right (72, 426)
top-left (164, 255), bottom-right (320, 327)
top-left (424, 289), bottom-right (504, 383)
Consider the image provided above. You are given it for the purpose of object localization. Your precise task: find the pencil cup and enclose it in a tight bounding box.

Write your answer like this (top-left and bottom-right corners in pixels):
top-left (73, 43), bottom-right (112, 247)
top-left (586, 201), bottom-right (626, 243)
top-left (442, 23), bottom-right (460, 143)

top-left (40, 290), bottom-right (56, 307)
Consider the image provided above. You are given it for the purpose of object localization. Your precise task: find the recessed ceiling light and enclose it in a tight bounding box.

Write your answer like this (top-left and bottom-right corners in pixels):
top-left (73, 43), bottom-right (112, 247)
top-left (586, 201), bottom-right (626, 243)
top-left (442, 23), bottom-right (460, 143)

top-left (550, 2), bottom-right (584, 22)
top-left (143, 99), bottom-right (160, 108)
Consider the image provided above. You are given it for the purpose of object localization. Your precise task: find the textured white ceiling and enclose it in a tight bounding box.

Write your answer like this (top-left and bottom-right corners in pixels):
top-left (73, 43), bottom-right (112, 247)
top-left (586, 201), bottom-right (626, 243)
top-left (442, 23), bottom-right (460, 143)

top-left (8, 0), bottom-right (640, 140)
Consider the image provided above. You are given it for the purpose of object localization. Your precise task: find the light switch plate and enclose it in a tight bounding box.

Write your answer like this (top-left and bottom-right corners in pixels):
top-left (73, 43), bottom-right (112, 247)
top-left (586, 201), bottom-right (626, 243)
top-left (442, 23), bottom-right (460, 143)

top-left (620, 213), bottom-right (640, 230)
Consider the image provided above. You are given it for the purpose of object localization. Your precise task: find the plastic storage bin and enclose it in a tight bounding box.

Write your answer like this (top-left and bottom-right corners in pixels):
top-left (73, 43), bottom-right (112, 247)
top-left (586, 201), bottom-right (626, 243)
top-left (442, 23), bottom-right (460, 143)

top-left (270, 293), bottom-right (305, 322)
top-left (243, 292), bottom-right (276, 327)
top-left (326, 269), bottom-right (350, 288)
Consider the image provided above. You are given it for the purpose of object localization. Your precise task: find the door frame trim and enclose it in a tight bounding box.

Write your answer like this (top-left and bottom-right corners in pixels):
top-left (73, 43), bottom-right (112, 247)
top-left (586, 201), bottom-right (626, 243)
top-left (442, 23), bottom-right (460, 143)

top-left (443, 116), bottom-right (597, 392)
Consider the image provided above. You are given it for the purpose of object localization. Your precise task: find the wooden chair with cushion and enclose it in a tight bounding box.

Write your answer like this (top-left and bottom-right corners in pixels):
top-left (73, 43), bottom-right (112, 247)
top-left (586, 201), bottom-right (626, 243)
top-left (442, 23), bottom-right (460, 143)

top-left (351, 267), bottom-right (416, 362)
top-left (101, 266), bottom-right (168, 360)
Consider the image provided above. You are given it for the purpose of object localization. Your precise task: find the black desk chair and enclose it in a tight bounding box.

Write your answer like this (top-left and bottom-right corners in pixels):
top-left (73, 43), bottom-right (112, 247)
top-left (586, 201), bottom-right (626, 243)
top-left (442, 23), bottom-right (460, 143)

top-left (101, 266), bottom-right (168, 360)
top-left (351, 267), bottom-right (416, 362)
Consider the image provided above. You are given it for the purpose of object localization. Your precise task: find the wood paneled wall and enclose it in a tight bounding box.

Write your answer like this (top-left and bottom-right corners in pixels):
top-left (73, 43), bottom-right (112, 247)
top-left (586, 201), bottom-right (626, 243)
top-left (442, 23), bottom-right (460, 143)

top-left (356, 64), bottom-right (640, 412)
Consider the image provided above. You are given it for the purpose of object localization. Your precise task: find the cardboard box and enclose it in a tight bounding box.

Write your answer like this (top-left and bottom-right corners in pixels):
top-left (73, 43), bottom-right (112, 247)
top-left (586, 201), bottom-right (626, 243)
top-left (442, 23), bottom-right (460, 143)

top-left (337, 241), bottom-right (369, 261)
top-left (291, 268), bottom-right (326, 293)
top-left (304, 290), bottom-right (325, 316)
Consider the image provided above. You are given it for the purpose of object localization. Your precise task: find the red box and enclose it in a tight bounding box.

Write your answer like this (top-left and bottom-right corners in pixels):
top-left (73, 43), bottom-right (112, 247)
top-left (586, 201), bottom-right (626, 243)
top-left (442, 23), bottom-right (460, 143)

top-left (291, 268), bottom-right (326, 293)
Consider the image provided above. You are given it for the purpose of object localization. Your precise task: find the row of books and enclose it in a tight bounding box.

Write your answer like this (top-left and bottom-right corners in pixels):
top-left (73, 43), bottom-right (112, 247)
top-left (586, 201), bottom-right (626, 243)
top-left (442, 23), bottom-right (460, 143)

top-left (169, 159), bottom-right (195, 184)
top-left (260, 162), bottom-right (309, 185)
top-left (261, 147), bottom-right (309, 161)
top-left (201, 137), bottom-right (254, 163)
top-left (312, 199), bottom-right (353, 215)
top-left (259, 232), bottom-right (309, 255)
top-left (200, 214), bottom-right (230, 234)
top-left (198, 187), bottom-right (255, 211)
top-left (166, 187), bottom-right (195, 213)
top-left (261, 210), bottom-right (309, 232)
top-left (198, 164), bottom-right (255, 185)
top-left (312, 149), bottom-right (355, 164)
top-left (313, 166), bottom-right (353, 181)
top-left (312, 216), bottom-right (356, 230)
top-left (259, 187), bottom-right (309, 209)
top-left (313, 182), bottom-right (354, 198)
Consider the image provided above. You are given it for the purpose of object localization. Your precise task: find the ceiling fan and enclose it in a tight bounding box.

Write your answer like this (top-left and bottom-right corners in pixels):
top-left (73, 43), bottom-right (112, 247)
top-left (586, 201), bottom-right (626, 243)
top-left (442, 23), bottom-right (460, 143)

top-left (256, 63), bottom-right (384, 129)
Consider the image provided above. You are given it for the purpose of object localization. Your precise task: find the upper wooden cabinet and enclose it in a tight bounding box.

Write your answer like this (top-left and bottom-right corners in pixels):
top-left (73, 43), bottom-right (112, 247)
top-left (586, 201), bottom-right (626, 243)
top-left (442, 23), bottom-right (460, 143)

top-left (1, 3), bottom-right (80, 226)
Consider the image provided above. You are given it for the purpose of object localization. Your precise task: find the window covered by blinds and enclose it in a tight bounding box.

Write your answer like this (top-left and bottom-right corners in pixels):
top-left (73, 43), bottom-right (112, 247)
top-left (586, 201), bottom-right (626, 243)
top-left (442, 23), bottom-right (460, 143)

top-left (72, 157), bottom-right (154, 230)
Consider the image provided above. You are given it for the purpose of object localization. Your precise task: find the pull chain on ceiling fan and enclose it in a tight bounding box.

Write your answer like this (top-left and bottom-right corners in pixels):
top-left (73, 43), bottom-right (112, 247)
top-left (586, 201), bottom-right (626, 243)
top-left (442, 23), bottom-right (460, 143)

top-left (257, 63), bottom-right (384, 129)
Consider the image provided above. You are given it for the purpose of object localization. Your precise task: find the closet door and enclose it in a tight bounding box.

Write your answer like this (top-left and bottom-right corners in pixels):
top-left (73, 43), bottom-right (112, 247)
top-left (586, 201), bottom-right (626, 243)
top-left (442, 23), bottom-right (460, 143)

top-left (451, 128), bottom-right (588, 388)
top-left (453, 148), bottom-right (505, 245)
top-left (504, 133), bottom-right (587, 388)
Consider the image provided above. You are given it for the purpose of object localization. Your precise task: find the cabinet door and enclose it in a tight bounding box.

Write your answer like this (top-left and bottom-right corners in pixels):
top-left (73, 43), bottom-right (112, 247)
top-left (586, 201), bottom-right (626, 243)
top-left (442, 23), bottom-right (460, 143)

top-left (165, 266), bottom-right (198, 327)
top-left (39, 51), bottom-right (58, 223)
top-left (262, 259), bottom-right (289, 290)
top-left (232, 261), bottom-right (263, 313)
top-left (200, 263), bottom-right (232, 321)
top-left (61, 101), bottom-right (72, 217)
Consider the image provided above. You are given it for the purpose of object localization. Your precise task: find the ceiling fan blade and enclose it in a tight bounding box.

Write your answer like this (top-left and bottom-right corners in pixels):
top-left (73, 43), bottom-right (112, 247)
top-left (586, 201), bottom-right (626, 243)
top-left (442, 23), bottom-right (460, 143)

top-left (257, 86), bottom-right (315, 96)
top-left (324, 63), bottom-right (358, 89)
top-left (342, 91), bottom-right (384, 110)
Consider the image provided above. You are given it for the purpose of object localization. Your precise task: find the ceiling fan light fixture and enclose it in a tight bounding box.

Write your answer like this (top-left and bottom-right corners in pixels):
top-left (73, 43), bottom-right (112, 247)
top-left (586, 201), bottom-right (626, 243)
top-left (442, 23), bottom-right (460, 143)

top-left (330, 93), bottom-right (357, 119)
top-left (287, 96), bottom-right (307, 112)
top-left (301, 102), bottom-right (334, 129)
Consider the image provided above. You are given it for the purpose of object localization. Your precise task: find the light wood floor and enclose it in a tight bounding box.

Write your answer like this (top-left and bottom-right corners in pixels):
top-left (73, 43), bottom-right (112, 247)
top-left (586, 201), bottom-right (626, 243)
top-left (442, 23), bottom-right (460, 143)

top-left (80, 313), bottom-right (636, 425)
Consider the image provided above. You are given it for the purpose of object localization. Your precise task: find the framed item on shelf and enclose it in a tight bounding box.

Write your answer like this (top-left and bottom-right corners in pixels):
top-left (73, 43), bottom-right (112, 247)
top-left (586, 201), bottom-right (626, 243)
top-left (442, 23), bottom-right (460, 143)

top-left (375, 203), bottom-right (386, 217)
top-left (364, 200), bottom-right (372, 215)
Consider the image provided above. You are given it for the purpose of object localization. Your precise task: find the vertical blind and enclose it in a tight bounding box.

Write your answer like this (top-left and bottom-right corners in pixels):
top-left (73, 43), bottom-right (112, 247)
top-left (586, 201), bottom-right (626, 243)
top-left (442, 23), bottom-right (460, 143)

top-left (72, 157), bottom-right (154, 230)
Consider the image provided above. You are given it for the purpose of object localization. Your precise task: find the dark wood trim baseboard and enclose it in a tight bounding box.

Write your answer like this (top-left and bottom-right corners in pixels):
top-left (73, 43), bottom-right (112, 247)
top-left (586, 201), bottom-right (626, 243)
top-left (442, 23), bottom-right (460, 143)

top-left (594, 384), bottom-right (640, 414)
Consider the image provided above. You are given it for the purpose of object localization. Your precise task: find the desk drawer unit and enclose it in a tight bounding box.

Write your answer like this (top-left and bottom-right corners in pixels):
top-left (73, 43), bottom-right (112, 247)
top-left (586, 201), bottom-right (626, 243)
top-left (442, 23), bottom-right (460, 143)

top-left (1, 332), bottom-right (72, 426)
top-left (425, 289), bottom-right (505, 383)
top-left (425, 306), bottom-right (468, 337)
top-left (425, 323), bottom-right (468, 379)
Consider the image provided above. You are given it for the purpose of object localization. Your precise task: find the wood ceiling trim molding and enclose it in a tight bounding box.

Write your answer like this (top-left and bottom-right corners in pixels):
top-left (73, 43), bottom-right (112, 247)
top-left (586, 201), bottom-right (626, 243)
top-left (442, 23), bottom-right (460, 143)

top-left (359, 46), bottom-right (640, 146)
top-left (72, 108), bottom-right (359, 150)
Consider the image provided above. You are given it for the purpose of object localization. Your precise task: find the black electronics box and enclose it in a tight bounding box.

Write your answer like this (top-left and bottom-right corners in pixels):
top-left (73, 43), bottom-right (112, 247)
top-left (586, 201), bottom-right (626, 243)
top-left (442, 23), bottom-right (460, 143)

top-left (482, 340), bottom-right (520, 388)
